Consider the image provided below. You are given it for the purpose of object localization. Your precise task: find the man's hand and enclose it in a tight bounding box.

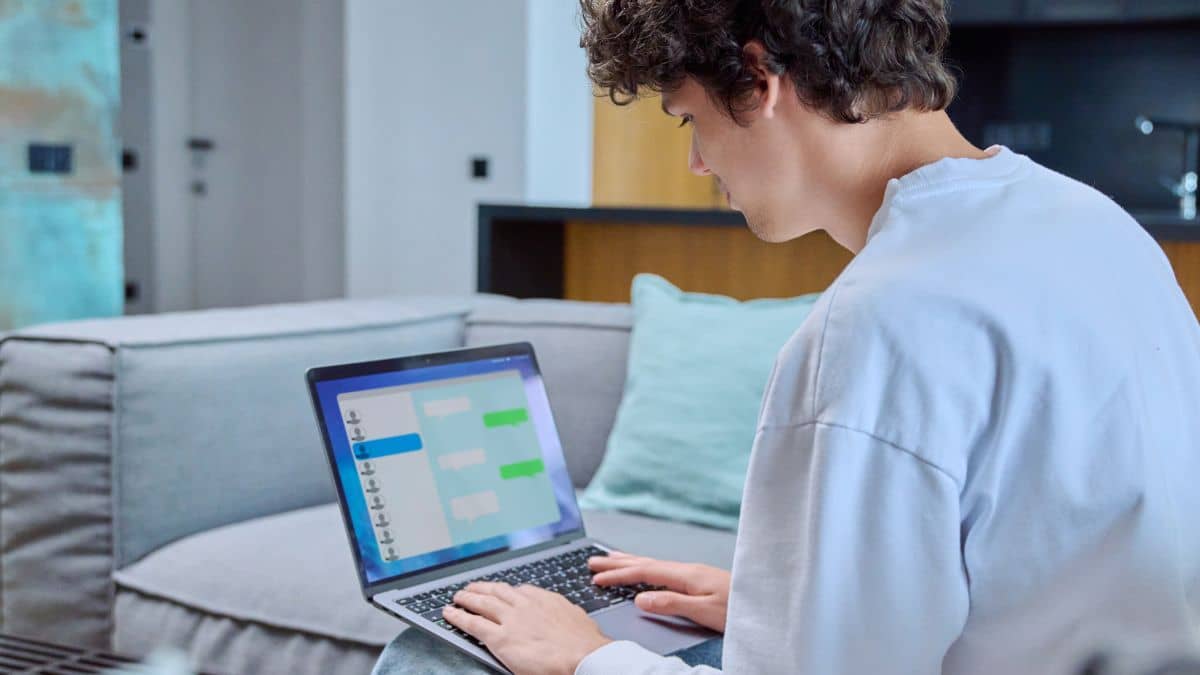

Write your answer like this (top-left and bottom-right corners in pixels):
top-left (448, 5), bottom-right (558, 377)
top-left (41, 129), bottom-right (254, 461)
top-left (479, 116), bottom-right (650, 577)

top-left (444, 581), bottom-right (612, 675)
top-left (589, 552), bottom-right (731, 632)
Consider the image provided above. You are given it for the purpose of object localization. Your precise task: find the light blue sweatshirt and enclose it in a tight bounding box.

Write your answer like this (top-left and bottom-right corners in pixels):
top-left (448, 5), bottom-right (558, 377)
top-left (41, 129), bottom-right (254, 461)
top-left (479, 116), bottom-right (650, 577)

top-left (578, 148), bottom-right (1200, 674)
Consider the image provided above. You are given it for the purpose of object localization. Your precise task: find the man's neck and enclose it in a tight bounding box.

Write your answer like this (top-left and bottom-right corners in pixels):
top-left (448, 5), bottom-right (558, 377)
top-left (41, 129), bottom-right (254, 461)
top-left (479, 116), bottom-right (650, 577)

top-left (829, 110), bottom-right (988, 253)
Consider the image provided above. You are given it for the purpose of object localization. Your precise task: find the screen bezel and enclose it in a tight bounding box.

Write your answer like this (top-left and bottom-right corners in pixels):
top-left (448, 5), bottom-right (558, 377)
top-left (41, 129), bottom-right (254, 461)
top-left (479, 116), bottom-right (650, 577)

top-left (306, 342), bottom-right (586, 596)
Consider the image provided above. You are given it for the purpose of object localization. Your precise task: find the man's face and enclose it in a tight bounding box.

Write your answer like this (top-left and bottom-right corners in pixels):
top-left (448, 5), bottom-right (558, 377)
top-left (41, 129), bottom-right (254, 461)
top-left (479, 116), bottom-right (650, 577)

top-left (662, 77), bottom-right (842, 243)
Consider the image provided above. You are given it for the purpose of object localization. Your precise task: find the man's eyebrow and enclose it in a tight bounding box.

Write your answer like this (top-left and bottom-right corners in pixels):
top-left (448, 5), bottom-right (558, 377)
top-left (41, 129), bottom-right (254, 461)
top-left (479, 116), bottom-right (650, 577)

top-left (660, 99), bottom-right (674, 116)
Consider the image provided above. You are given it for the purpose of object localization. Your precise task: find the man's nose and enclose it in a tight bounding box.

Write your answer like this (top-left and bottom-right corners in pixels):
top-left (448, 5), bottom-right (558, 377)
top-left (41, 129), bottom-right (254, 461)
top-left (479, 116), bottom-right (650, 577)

top-left (688, 134), bottom-right (711, 176)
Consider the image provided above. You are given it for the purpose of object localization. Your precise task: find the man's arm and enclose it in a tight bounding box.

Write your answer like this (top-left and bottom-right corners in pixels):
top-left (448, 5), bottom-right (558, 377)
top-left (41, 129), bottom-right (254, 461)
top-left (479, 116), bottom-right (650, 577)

top-left (576, 641), bottom-right (721, 675)
top-left (579, 421), bottom-right (969, 674)
top-left (728, 421), bottom-right (970, 672)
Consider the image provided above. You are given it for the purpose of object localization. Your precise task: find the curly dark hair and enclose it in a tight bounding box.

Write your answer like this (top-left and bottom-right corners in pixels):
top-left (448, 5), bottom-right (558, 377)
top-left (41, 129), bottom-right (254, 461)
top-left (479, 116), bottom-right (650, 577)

top-left (579, 0), bottom-right (958, 124)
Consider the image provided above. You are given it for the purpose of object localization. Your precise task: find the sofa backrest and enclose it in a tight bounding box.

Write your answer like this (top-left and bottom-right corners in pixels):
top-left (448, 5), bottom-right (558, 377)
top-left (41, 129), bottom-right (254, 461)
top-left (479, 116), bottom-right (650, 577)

top-left (465, 299), bottom-right (632, 488)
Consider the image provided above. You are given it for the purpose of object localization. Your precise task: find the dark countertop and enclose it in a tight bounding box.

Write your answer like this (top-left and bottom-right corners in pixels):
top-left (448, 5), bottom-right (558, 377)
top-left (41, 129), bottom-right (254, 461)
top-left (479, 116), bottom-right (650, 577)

top-left (480, 203), bottom-right (1200, 242)
top-left (1131, 212), bottom-right (1200, 241)
top-left (479, 203), bottom-right (747, 227)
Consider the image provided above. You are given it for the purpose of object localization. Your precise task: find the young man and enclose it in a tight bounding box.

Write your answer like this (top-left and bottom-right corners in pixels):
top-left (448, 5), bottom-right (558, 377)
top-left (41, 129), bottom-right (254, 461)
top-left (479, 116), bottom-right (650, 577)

top-left (374, 1), bottom-right (1200, 673)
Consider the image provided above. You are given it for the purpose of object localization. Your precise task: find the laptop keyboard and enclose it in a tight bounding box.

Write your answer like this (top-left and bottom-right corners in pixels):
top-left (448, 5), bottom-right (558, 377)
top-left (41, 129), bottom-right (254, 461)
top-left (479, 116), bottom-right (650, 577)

top-left (396, 545), bottom-right (662, 648)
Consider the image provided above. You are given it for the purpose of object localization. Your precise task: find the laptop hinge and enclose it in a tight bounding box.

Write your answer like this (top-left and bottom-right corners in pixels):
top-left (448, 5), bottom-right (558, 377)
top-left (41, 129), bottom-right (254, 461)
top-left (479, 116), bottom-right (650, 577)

top-left (364, 529), bottom-right (587, 597)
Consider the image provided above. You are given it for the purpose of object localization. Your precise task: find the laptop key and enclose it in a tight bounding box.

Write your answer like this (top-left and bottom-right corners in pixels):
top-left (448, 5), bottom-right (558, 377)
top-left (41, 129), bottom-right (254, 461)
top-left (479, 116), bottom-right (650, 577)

top-left (579, 598), bottom-right (609, 613)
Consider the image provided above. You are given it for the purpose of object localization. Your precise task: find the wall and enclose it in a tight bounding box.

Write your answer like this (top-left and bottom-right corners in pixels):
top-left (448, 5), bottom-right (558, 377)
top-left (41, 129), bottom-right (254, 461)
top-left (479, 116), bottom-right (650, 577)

top-left (120, 0), bottom-right (154, 314)
top-left (525, 0), bottom-right (593, 206)
top-left (301, 0), bottom-right (346, 301)
top-left (345, 0), bottom-right (528, 298)
top-left (0, 0), bottom-right (124, 329)
top-left (147, 0), bottom-right (192, 312)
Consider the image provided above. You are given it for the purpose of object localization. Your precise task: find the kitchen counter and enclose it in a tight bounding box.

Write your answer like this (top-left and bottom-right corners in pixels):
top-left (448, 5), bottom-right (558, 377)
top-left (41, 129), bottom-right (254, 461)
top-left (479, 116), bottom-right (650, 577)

top-left (481, 204), bottom-right (1200, 241)
top-left (477, 204), bottom-right (1200, 319)
top-left (1131, 212), bottom-right (1200, 241)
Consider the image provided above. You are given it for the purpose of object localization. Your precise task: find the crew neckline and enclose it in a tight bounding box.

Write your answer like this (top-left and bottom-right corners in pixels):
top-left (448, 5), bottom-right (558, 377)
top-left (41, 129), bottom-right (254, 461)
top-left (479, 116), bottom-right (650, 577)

top-left (866, 145), bottom-right (1026, 242)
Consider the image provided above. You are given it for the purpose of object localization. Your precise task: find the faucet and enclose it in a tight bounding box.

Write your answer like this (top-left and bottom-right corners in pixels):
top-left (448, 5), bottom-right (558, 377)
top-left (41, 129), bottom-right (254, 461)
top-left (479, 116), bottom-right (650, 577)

top-left (1135, 115), bottom-right (1199, 220)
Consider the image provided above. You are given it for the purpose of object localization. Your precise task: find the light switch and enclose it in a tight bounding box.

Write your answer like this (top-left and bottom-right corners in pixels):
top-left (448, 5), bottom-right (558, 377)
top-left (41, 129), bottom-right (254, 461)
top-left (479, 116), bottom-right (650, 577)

top-left (28, 143), bottom-right (73, 174)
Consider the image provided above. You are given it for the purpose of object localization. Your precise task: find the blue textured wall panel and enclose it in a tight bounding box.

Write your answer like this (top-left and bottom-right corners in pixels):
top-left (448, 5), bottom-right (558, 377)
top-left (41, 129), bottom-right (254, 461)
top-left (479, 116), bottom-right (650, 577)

top-left (0, 0), bottom-right (124, 330)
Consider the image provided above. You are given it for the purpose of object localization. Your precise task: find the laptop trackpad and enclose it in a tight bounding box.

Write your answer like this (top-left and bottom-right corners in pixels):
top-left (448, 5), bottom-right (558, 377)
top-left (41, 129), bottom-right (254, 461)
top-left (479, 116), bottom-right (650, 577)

top-left (593, 603), bottom-right (719, 655)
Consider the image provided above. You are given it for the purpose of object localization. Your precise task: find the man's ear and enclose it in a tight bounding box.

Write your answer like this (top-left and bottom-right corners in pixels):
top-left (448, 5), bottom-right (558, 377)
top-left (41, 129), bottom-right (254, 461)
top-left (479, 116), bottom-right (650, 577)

top-left (742, 41), bottom-right (781, 120)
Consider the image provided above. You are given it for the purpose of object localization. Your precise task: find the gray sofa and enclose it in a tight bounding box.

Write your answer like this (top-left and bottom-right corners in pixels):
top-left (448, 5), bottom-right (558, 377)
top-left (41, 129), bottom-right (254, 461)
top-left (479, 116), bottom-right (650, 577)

top-left (0, 295), bottom-right (737, 674)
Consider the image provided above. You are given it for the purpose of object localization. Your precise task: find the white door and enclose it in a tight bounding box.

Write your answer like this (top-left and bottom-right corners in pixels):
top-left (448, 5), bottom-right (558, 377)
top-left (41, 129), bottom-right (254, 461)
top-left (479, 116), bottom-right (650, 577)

top-left (187, 0), bottom-right (343, 309)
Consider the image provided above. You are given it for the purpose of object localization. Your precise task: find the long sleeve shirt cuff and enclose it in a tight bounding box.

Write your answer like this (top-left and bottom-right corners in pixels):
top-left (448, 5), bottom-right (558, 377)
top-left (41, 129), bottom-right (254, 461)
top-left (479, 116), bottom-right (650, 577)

top-left (575, 640), bottom-right (714, 675)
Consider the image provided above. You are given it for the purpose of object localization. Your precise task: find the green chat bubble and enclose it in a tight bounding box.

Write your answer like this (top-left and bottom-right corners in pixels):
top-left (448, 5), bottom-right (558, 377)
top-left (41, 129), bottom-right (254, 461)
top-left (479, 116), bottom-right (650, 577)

top-left (483, 408), bottom-right (529, 428)
top-left (499, 458), bottom-right (545, 480)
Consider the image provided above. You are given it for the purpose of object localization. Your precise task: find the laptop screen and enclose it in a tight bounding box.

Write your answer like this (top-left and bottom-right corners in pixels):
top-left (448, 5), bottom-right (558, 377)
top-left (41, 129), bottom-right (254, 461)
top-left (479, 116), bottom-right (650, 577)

top-left (309, 345), bottom-right (584, 586)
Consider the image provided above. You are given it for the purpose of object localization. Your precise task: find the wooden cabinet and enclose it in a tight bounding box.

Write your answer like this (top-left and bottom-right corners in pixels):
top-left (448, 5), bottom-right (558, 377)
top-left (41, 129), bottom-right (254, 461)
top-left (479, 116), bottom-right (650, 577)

top-left (564, 222), bottom-right (851, 302)
top-left (478, 206), bottom-right (852, 302)
top-left (1160, 240), bottom-right (1200, 320)
top-left (592, 95), bottom-right (724, 209)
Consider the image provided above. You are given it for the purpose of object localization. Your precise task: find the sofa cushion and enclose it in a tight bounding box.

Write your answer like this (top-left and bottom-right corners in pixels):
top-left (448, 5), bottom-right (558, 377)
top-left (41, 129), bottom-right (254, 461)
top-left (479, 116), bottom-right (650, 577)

top-left (465, 299), bottom-right (632, 488)
top-left (112, 504), bottom-right (400, 648)
top-left (112, 500), bottom-right (734, 673)
top-left (113, 592), bottom-right (383, 675)
top-left (581, 274), bottom-right (819, 530)
top-left (113, 503), bottom-right (396, 675)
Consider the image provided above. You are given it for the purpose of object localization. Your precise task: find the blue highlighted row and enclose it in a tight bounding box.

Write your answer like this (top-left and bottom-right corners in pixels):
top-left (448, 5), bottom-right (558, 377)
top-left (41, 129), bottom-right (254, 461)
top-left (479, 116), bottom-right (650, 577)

top-left (354, 433), bottom-right (424, 460)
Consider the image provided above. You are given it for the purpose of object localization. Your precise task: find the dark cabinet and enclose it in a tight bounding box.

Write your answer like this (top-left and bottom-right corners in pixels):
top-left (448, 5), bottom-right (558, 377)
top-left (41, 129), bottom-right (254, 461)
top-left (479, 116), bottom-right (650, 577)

top-left (1024, 0), bottom-right (1124, 21)
top-left (1123, 0), bottom-right (1200, 21)
top-left (951, 0), bottom-right (1200, 24)
top-left (949, 0), bottom-right (1023, 24)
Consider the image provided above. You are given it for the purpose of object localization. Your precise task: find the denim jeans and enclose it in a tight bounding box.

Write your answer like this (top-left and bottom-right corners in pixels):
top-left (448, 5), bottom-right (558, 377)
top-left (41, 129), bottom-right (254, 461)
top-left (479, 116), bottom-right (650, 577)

top-left (370, 628), bottom-right (723, 674)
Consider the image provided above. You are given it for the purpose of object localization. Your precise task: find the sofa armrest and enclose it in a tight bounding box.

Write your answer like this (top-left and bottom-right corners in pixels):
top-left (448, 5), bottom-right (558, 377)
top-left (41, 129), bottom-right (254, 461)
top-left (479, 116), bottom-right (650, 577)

top-left (0, 295), bottom-right (482, 647)
top-left (0, 339), bottom-right (116, 647)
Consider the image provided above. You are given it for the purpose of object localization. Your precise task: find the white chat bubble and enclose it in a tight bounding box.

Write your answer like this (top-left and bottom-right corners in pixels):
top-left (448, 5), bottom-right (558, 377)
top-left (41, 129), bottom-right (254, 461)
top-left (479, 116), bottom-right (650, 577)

top-left (450, 490), bottom-right (500, 523)
top-left (423, 397), bottom-right (471, 419)
top-left (438, 448), bottom-right (487, 471)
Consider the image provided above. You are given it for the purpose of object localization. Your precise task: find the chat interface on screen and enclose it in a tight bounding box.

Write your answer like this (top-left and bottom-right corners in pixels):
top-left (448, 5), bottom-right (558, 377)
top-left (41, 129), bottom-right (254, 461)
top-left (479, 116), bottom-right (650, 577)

top-left (336, 369), bottom-right (562, 565)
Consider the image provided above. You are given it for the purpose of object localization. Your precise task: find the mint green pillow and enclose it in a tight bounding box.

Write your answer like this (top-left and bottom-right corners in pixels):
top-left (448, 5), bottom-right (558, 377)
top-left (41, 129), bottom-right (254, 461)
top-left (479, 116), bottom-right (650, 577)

top-left (579, 274), bottom-right (820, 530)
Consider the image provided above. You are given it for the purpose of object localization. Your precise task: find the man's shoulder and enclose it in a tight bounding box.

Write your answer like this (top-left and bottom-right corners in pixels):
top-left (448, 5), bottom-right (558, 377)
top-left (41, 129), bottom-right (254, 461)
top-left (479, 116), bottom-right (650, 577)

top-left (764, 267), bottom-right (957, 414)
top-left (760, 258), bottom-right (1000, 480)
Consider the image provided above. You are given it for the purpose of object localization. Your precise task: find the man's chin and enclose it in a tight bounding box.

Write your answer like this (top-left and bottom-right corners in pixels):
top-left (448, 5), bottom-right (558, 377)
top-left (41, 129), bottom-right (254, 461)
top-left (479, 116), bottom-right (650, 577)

top-left (742, 211), bottom-right (776, 242)
top-left (745, 219), bottom-right (777, 243)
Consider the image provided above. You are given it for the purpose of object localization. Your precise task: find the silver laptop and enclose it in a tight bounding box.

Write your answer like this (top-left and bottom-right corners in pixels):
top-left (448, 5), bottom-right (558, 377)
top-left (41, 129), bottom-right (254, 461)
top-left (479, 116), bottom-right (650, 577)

top-left (306, 342), bottom-right (716, 672)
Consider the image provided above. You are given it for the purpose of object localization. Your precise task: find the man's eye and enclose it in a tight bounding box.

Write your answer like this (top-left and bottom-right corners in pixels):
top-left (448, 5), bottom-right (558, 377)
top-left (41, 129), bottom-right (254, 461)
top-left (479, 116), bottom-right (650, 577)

top-left (677, 115), bottom-right (693, 128)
